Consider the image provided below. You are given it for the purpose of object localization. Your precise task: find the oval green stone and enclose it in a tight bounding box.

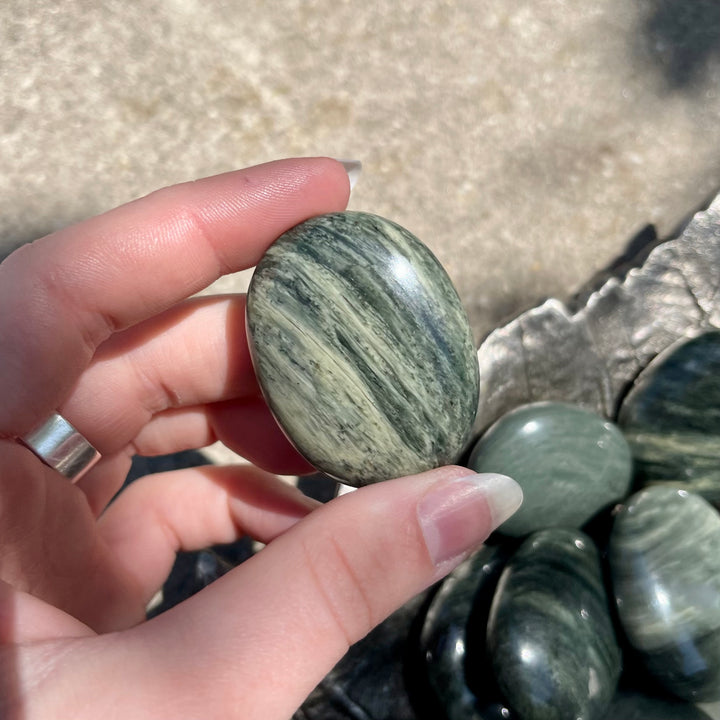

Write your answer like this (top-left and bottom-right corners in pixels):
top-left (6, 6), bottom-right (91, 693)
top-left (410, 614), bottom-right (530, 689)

top-left (609, 486), bottom-right (720, 701)
top-left (246, 211), bottom-right (479, 486)
top-left (468, 402), bottom-right (633, 537)
top-left (419, 545), bottom-right (513, 720)
top-left (618, 331), bottom-right (720, 505)
top-left (487, 529), bottom-right (621, 720)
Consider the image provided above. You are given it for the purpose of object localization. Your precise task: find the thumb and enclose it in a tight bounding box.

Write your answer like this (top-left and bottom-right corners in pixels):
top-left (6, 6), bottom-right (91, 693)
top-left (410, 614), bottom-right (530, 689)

top-left (86, 466), bottom-right (522, 719)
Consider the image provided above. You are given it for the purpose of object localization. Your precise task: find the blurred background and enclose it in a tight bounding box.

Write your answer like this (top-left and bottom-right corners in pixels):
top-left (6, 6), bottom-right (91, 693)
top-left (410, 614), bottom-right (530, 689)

top-left (3, 0), bottom-right (720, 345)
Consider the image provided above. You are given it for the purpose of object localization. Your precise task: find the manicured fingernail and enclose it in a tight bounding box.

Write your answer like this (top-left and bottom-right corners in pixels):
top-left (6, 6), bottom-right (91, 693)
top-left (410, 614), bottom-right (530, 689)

top-left (417, 473), bottom-right (523, 567)
top-left (336, 159), bottom-right (362, 191)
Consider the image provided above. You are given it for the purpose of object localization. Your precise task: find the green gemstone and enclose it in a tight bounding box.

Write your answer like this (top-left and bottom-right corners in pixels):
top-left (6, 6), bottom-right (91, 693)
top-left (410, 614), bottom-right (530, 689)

top-left (618, 331), bottom-right (720, 504)
top-left (468, 402), bottom-right (633, 537)
top-left (246, 211), bottom-right (479, 486)
top-left (487, 529), bottom-right (621, 720)
top-left (609, 486), bottom-right (720, 701)
top-left (419, 545), bottom-right (513, 720)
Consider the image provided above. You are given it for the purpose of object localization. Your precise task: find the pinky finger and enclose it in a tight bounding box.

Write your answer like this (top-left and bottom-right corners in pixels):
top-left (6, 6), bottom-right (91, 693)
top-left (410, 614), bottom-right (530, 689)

top-left (97, 464), bottom-right (319, 606)
top-left (78, 401), bottom-right (315, 518)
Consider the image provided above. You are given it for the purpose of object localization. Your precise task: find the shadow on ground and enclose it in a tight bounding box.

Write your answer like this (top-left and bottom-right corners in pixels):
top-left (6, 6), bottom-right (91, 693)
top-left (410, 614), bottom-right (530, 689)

top-left (637, 0), bottom-right (720, 91)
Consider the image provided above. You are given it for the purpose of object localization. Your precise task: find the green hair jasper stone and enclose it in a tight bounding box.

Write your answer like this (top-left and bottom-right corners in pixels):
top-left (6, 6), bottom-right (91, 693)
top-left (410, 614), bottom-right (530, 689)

top-left (246, 211), bottom-right (479, 486)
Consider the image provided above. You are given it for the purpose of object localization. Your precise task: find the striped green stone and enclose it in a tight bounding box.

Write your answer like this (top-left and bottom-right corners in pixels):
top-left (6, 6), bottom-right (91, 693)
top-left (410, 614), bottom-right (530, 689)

top-left (609, 486), bottom-right (720, 701)
top-left (487, 529), bottom-right (621, 720)
top-left (419, 545), bottom-right (513, 720)
top-left (246, 211), bottom-right (479, 486)
top-left (618, 331), bottom-right (720, 505)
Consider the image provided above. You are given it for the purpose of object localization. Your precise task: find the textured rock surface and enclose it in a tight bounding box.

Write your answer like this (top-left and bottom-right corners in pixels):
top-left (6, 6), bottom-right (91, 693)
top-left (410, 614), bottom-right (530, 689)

top-left (468, 402), bottom-right (632, 537)
top-left (609, 487), bottom-right (720, 702)
top-left (474, 194), bottom-right (720, 436)
top-left (247, 211), bottom-right (478, 485)
top-left (488, 529), bottom-right (621, 720)
top-left (618, 331), bottom-right (720, 504)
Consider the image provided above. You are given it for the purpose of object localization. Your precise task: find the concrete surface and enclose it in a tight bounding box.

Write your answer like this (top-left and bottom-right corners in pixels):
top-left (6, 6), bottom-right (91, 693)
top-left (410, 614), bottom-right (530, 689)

top-left (3, 1), bottom-right (720, 344)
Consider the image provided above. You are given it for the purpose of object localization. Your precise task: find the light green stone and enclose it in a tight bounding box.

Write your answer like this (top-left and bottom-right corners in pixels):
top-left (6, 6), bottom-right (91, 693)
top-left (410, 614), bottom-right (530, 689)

top-left (468, 402), bottom-right (633, 537)
top-left (246, 211), bottom-right (479, 486)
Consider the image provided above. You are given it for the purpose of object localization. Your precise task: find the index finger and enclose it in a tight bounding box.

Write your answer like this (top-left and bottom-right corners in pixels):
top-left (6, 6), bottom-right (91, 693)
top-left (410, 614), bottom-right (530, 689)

top-left (0, 157), bottom-right (351, 436)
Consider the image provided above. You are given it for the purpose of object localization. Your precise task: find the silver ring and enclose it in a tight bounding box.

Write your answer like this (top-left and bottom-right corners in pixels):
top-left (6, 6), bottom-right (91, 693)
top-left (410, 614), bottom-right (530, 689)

top-left (19, 413), bottom-right (101, 482)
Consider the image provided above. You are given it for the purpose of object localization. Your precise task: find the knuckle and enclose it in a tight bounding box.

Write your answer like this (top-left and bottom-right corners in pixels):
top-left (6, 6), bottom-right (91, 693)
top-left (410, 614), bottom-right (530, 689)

top-left (300, 532), bottom-right (378, 648)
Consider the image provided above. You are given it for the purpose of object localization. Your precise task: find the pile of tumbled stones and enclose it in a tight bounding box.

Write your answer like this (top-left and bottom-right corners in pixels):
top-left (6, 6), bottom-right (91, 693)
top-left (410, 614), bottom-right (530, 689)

top-left (419, 330), bottom-right (720, 720)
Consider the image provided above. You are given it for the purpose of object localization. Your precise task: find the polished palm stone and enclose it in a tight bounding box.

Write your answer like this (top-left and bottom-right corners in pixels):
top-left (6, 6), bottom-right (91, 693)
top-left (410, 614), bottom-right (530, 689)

top-left (468, 402), bottom-right (633, 537)
top-left (618, 331), bottom-right (720, 505)
top-left (608, 486), bottom-right (720, 702)
top-left (487, 529), bottom-right (621, 720)
top-left (418, 545), bottom-right (516, 720)
top-left (247, 211), bottom-right (479, 486)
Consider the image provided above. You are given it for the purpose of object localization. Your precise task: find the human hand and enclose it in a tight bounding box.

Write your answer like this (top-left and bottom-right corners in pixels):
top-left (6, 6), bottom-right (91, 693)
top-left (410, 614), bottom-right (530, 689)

top-left (0, 157), bottom-right (522, 719)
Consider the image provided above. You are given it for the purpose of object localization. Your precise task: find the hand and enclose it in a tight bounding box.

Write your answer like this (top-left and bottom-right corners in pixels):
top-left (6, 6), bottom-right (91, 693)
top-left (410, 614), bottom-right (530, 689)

top-left (0, 157), bottom-right (522, 719)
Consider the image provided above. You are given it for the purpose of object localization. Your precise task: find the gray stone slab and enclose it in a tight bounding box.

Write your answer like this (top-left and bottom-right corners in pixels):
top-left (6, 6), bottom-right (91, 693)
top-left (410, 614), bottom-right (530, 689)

top-left (475, 193), bottom-right (720, 440)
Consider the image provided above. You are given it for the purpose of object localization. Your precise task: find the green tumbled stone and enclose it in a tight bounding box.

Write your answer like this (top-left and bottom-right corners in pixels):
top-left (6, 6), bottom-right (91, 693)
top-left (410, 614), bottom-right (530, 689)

top-left (618, 331), bottom-right (720, 504)
top-left (487, 529), bottom-right (621, 720)
top-left (468, 402), bottom-right (633, 537)
top-left (608, 486), bottom-right (720, 702)
top-left (418, 545), bottom-right (515, 720)
top-left (246, 211), bottom-right (479, 486)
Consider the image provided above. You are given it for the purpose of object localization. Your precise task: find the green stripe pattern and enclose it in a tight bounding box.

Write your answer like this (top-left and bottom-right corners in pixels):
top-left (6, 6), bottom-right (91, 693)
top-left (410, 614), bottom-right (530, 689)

top-left (618, 331), bottom-right (720, 505)
top-left (246, 211), bottom-right (479, 486)
top-left (609, 486), bottom-right (720, 701)
top-left (488, 529), bottom-right (621, 720)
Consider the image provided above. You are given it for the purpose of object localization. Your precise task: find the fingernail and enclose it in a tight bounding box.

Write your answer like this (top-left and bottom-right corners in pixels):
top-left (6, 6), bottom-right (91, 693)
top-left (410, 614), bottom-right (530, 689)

top-left (336, 483), bottom-right (357, 497)
top-left (417, 473), bottom-right (523, 567)
top-left (335, 159), bottom-right (362, 191)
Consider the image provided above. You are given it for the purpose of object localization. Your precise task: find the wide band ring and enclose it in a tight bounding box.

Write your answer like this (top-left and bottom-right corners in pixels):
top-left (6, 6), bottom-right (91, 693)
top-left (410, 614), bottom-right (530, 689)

top-left (19, 413), bottom-right (101, 482)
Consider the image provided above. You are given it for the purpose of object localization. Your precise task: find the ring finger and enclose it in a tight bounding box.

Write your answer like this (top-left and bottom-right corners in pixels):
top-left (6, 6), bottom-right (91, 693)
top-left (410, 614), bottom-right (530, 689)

top-left (61, 294), bottom-right (313, 512)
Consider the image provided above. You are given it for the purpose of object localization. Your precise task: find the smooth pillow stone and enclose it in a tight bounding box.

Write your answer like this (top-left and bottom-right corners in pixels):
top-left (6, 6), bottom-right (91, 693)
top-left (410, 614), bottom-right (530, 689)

top-left (418, 545), bottom-right (516, 720)
top-left (246, 211), bottom-right (479, 486)
top-left (487, 528), bottom-right (621, 720)
top-left (468, 402), bottom-right (633, 537)
top-left (618, 331), bottom-right (720, 505)
top-left (608, 486), bottom-right (720, 702)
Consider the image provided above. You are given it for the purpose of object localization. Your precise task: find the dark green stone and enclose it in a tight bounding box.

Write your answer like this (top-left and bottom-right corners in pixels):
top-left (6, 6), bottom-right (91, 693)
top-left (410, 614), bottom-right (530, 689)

top-left (618, 331), bottom-right (720, 504)
top-left (608, 486), bottom-right (720, 702)
top-left (246, 211), bottom-right (479, 486)
top-left (468, 402), bottom-right (633, 537)
top-left (487, 529), bottom-right (621, 720)
top-left (600, 688), bottom-right (712, 720)
top-left (418, 545), bottom-right (516, 720)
